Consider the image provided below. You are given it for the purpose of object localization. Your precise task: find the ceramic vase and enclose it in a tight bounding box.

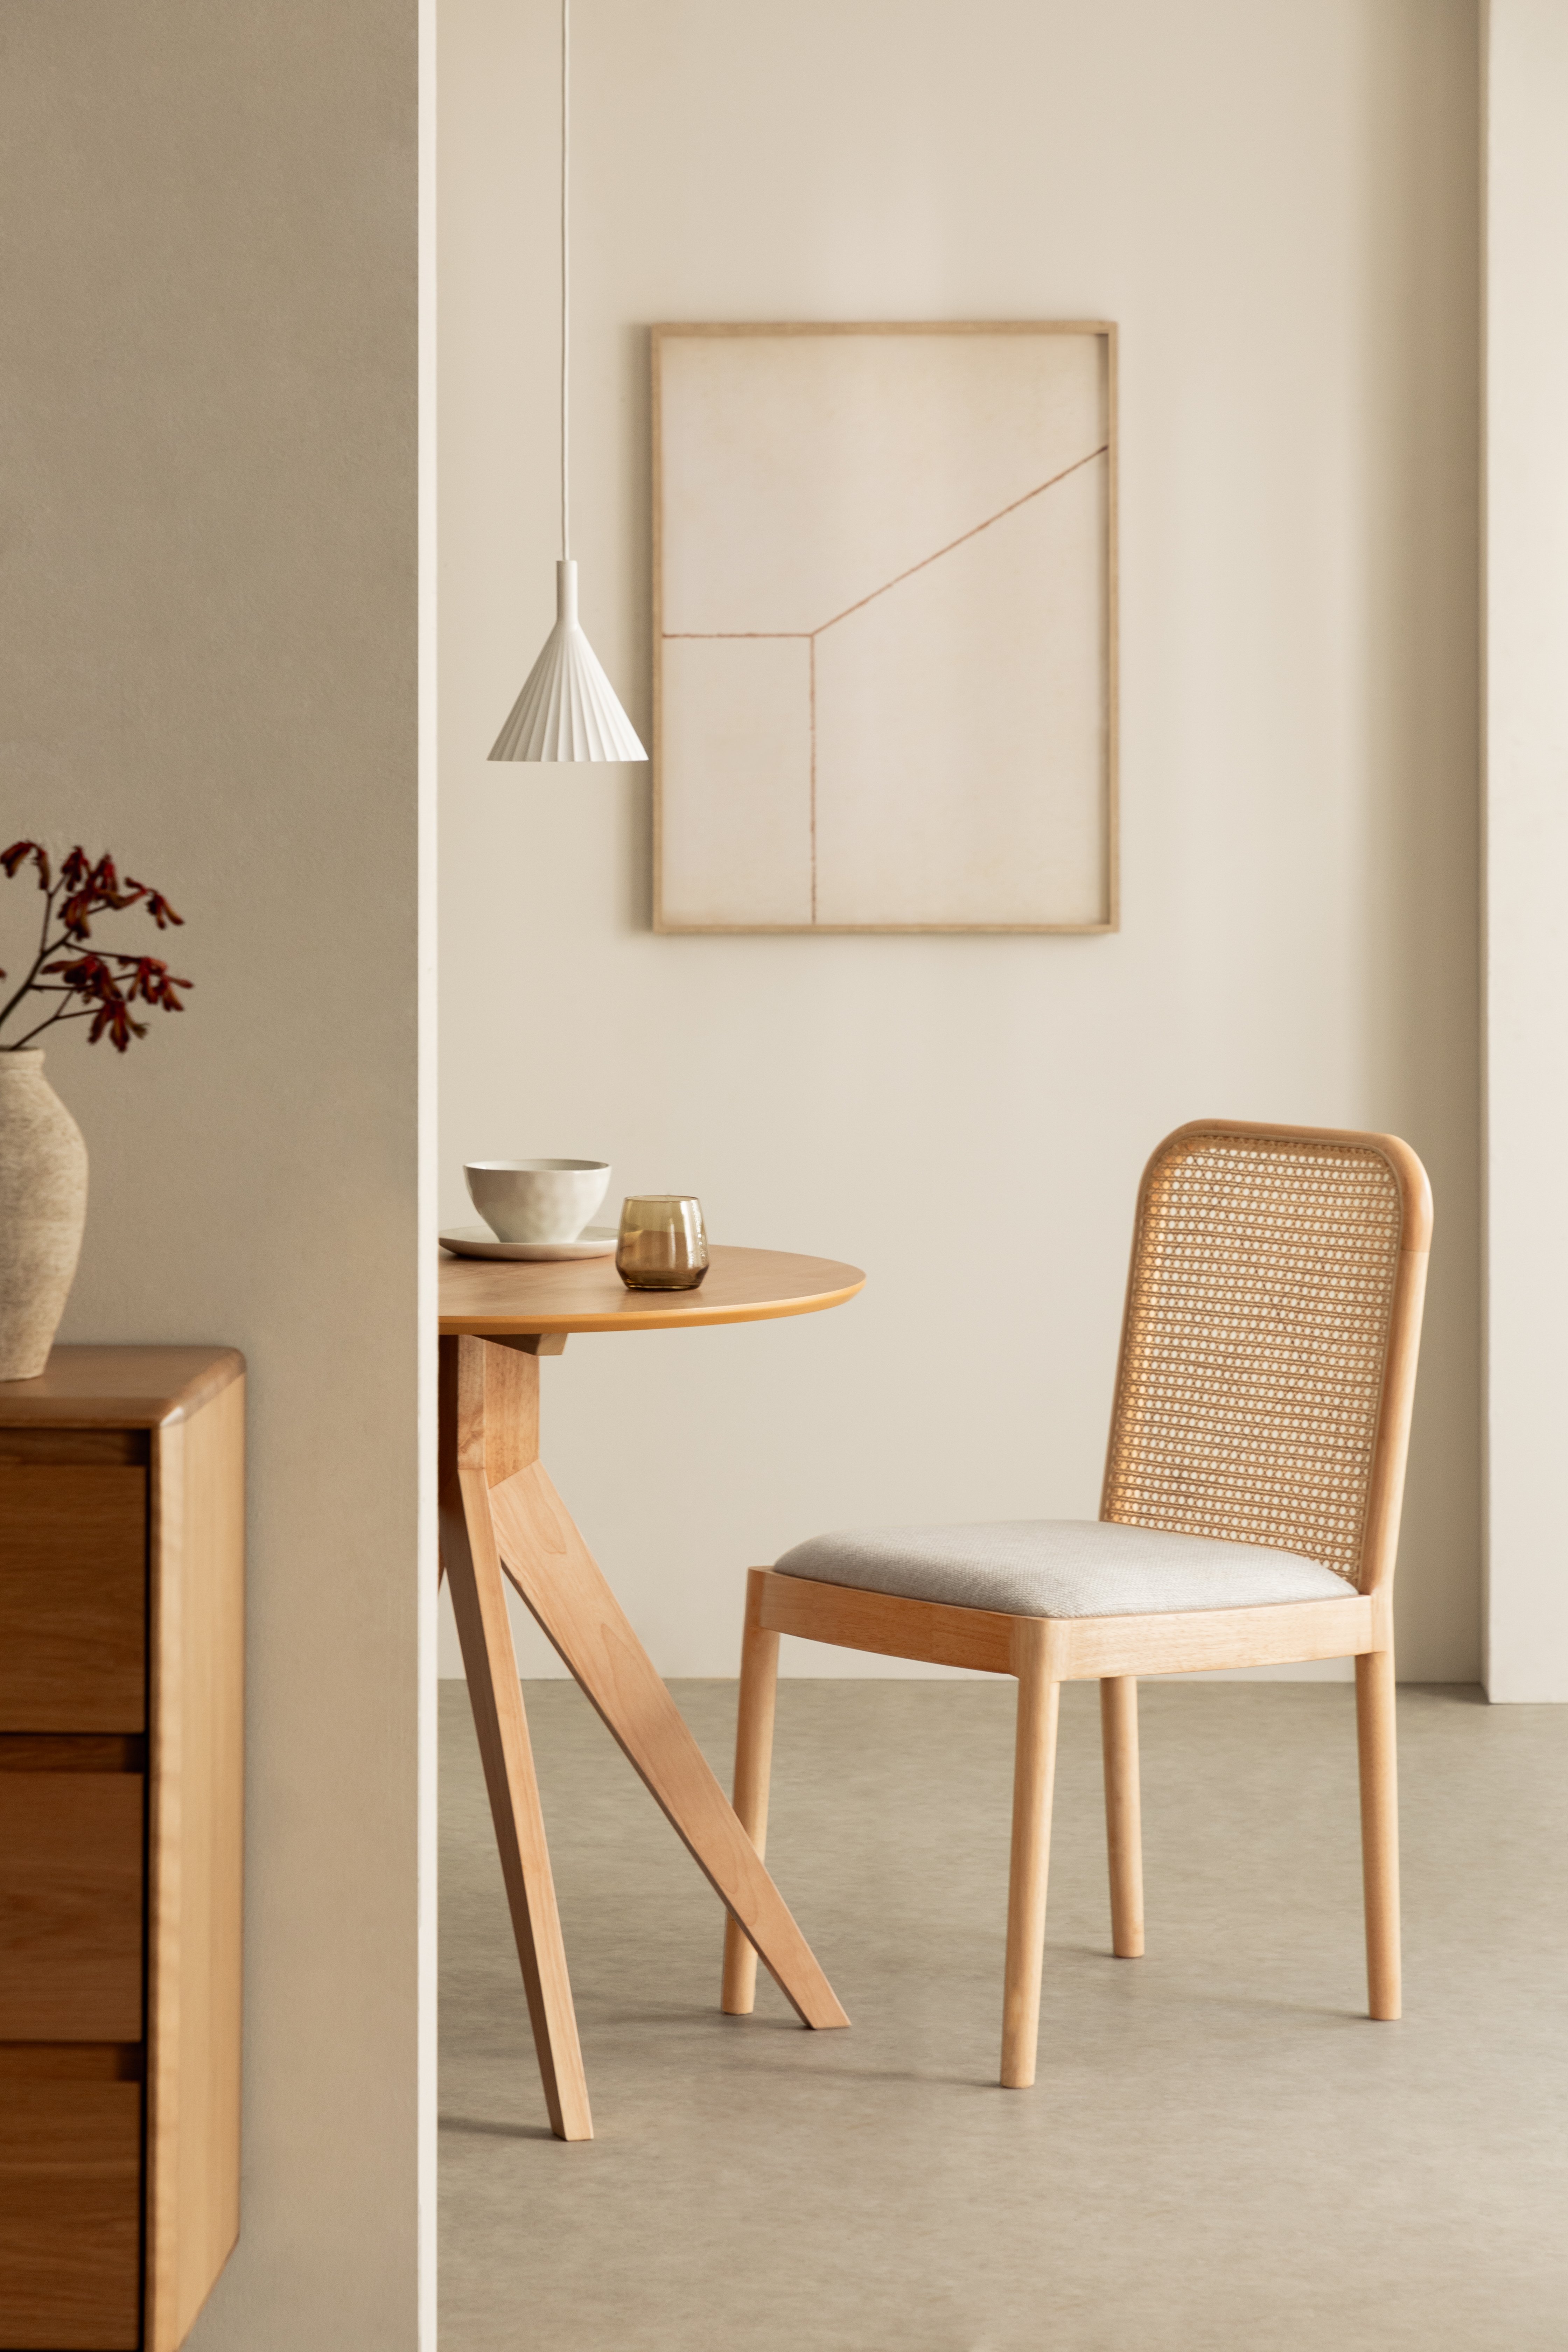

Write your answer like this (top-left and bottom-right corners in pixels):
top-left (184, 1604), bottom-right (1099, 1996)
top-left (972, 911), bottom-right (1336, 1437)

top-left (0, 1049), bottom-right (88, 1380)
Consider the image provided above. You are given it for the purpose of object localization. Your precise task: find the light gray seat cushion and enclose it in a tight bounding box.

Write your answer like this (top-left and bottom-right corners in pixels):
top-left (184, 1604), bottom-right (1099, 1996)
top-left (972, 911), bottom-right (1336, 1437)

top-left (774, 1519), bottom-right (1352, 1619)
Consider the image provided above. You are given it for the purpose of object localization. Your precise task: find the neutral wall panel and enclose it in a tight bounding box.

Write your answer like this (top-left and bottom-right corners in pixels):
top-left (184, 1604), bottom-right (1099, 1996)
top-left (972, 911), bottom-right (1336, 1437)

top-left (1483, 0), bottom-right (1568, 1699)
top-left (0, 5), bottom-right (425, 2344)
top-left (439, 0), bottom-right (1480, 1685)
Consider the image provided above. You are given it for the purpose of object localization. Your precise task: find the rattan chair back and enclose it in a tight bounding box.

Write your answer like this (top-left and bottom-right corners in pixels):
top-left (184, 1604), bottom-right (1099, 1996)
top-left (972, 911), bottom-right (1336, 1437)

top-left (1100, 1121), bottom-right (1432, 1591)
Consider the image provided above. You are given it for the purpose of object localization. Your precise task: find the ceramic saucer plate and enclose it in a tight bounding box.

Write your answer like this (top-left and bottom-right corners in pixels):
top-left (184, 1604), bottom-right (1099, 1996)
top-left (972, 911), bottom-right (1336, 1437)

top-left (439, 1224), bottom-right (618, 1262)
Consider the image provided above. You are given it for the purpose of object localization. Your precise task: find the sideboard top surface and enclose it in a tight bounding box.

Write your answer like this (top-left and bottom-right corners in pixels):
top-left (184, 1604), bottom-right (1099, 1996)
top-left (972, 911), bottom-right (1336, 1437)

top-left (0, 1346), bottom-right (245, 1428)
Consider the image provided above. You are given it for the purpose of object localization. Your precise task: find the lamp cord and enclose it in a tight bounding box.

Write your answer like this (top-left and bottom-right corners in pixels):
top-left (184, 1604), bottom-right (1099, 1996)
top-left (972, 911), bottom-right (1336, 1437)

top-left (561, 0), bottom-right (570, 565)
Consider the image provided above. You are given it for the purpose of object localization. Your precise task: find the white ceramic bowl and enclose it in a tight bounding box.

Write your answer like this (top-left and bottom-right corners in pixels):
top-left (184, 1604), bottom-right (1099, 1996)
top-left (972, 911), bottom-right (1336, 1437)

top-left (464, 1159), bottom-right (611, 1245)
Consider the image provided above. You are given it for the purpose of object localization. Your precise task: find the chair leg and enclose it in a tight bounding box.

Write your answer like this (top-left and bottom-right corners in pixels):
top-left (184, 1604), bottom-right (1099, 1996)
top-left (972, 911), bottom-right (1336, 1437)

top-left (721, 1569), bottom-right (780, 2015)
top-left (1100, 1675), bottom-right (1145, 1958)
top-left (1001, 1625), bottom-right (1061, 2089)
top-left (1356, 1646), bottom-right (1401, 2020)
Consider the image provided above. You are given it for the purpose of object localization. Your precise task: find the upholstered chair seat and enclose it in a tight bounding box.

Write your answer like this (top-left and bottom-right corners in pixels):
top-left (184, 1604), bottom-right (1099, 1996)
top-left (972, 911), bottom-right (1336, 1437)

top-left (776, 1519), bottom-right (1351, 1620)
top-left (719, 1120), bottom-right (1434, 2090)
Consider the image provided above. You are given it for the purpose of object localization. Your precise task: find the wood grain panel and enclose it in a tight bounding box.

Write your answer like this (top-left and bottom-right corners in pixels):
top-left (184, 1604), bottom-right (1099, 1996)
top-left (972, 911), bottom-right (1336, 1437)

top-left (0, 2080), bottom-right (141, 2350)
top-left (0, 1345), bottom-right (243, 1429)
top-left (0, 1429), bottom-right (145, 1467)
top-left (0, 1347), bottom-right (247, 2346)
top-left (0, 1776), bottom-right (144, 2040)
top-left (1054, 1593), bottom-right (1377, 1680)
top-left (145, 1375), bottom-right (245, 2352)
top-left (0, 1468), bottom-right (147, 1731)
top-left (0, 1735), bottom-right (144, 1773)
top-left (0, 2043), bottom-right (141, 2081)
top-left (440, 1241), bottom-right (864, 1336)
top-left (757, 1569), bottom-right (1016, 1673)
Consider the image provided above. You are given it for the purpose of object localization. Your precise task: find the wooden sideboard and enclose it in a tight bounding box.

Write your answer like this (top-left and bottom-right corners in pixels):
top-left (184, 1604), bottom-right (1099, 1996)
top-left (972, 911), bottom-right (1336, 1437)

top-left (0, 1348), bottom-right (244, 2352)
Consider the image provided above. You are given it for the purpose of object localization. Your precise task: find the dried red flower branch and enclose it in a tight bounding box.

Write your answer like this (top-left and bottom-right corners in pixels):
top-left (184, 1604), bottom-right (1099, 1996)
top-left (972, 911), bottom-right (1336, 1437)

top-left (0, 842), bottom-right (193, 1056)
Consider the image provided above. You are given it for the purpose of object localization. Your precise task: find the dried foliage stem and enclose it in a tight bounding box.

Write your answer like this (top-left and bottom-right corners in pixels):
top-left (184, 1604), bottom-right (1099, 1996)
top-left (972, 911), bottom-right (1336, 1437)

top-left (0, 842), bottom-right (193, 1055)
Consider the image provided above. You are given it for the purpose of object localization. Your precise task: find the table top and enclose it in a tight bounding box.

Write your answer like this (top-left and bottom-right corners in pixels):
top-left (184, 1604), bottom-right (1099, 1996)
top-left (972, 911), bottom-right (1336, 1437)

top-left (438, 1243), bottom-right (864, 1337)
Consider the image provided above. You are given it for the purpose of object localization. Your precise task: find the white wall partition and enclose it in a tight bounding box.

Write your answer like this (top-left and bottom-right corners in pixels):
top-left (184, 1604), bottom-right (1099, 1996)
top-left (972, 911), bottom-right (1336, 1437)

top-left (1483, 0), bottom-right (1568, 1701)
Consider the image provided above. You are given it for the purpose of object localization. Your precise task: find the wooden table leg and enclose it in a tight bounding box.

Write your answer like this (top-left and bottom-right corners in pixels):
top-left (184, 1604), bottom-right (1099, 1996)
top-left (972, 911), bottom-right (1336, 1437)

top-left (477, 1354), bottom-right (849, 2033)
top-left (439, 1338), bottom-right (593, 2141)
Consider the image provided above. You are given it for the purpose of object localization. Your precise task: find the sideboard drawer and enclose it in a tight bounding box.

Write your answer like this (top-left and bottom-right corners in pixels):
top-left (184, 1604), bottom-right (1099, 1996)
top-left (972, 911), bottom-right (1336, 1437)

top-left (0, 1777), bottom-right (144, 2040)
top-left (0, 2079), bottom-right (142, 2350)
top-left (0, 1469), bottom-right (147, 1732)
top-left (0, 1349), bottom-right (244, 2351)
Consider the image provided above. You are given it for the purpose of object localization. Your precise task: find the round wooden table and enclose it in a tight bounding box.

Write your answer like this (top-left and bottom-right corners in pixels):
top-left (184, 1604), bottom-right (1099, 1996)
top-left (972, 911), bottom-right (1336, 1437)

top-left (438, 1243), bottom-right (865, 2141)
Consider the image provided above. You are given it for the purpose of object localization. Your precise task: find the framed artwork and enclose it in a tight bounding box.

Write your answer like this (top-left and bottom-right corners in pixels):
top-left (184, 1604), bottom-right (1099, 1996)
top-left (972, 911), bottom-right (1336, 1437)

top-left (651, 321), bottom-right (1118, 934)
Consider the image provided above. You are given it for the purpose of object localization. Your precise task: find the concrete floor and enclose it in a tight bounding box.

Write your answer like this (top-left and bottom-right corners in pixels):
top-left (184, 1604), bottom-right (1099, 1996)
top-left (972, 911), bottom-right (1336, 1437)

top-left (440, 1678), bottom-right (1568, 2351)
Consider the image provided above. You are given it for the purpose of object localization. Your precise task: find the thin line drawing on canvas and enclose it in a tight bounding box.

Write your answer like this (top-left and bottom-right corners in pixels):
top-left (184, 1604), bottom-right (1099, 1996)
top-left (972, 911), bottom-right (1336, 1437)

top-left (653, 322), bottom-right (1118, 934)
top-left (665, 443), bottom-right (1108, 921)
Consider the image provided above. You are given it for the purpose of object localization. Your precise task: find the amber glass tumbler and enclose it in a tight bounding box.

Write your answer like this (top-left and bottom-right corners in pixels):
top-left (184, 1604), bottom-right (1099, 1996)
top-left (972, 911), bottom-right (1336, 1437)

top-left (616, 1196), bottom-right (709, 1290)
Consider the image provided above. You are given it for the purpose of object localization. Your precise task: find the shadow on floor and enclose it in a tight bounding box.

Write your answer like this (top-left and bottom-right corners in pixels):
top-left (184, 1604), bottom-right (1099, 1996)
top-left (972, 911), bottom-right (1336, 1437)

top-left (441, 1676), bottom-right (1568, 2352)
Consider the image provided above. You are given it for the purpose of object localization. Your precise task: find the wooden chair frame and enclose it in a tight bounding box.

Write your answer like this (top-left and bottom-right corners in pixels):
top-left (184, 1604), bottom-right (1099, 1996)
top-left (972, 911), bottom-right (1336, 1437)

top-left (719, 1120), bottom-right (1433, 2086)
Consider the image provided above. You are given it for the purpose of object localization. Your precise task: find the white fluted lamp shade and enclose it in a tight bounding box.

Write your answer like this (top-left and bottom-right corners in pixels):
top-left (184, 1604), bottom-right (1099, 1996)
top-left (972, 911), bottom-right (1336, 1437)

top-left (489, 561), bottom-right (647, 763)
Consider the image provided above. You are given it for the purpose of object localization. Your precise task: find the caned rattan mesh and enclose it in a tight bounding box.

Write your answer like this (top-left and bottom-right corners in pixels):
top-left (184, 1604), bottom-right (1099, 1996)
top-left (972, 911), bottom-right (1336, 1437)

top-left (1102, 1130), bottom-right (1405, 1586)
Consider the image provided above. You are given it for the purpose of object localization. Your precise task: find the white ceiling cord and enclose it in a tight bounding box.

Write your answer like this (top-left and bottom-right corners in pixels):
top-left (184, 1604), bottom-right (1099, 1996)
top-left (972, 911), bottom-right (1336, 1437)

top-left (489, 0), bottom-right (647, 763)
top-left (560, 0), bottom-right (570, 566)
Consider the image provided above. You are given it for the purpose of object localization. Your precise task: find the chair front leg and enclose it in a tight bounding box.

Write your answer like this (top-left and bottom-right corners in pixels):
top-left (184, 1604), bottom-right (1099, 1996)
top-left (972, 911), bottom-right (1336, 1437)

top-left (1100, 1675), bottom-right (1145, 1958)
top-left (721, 1568), bottom-right (781, 2015)
top-left (1001, 1621), bottom-right (1062, 2089)
top-left (1355, 1645), bottom-right (1401, 2019)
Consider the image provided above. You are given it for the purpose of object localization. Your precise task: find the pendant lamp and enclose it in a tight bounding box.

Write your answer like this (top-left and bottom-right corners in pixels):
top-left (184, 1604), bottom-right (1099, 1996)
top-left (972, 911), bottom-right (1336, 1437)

top-left (489, 0), bottom-right (646, 763)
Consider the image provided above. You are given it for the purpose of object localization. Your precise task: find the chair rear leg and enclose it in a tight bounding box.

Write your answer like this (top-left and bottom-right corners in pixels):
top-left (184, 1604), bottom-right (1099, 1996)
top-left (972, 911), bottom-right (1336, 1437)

top-left (1356, 1645), bottom-right (1401, 2019)
top-left (1001, 1625), bottom-right (1062, 2089)
top-left (1100, 1675), bottom-right (1145, 1958)
top-left (721, 1569), bottom-right (781, 2015)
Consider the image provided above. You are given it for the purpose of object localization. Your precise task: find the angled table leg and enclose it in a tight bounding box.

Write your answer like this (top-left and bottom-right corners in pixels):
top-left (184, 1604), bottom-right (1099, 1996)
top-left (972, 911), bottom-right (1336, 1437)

top-left (489, 1461), bottom-right (850, 2030)
top-left (439, 1337), bottom-right (593, 2141)
top-left (478, 1360), bottom-right (849, 2033)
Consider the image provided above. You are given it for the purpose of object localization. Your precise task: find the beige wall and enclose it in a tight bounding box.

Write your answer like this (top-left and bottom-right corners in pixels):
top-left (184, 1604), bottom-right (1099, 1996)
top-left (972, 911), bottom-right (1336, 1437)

top-left (1483, 0), bottom-right (1568, 1700)
top-left (0, 7), bottom-right (428, 2346)
top-left (440, 0), bottom-right (1481, 1683)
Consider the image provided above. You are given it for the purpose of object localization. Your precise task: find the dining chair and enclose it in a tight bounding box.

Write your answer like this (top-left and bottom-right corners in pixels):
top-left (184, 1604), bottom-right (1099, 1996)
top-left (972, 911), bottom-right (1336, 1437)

top-left (719, 1120), bottom-right (1433, 2088)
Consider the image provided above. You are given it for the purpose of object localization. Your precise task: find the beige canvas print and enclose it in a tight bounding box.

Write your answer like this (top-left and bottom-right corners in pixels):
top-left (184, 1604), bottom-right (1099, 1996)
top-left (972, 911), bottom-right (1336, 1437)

top-left (652, 323), bottom-right (1117, 933)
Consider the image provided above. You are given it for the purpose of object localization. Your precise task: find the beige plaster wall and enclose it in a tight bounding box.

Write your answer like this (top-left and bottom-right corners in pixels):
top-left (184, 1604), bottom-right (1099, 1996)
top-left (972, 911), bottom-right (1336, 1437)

top-left (1483, 0), bottom-right (1568, 1701)
top-left (439, 0), bottom-right (1481, 1683)
top-left (0, 7), bottom-right (427, 2345)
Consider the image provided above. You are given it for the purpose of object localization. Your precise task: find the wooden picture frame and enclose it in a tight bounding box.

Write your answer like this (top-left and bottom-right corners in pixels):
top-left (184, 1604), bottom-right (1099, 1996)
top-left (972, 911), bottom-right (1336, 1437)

top-left (651, 321), bottom-right (1119, 935)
